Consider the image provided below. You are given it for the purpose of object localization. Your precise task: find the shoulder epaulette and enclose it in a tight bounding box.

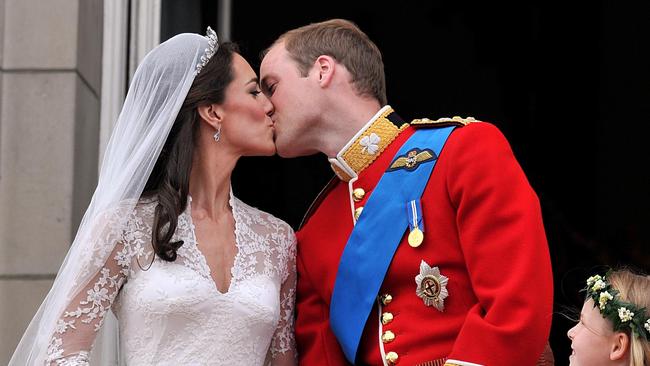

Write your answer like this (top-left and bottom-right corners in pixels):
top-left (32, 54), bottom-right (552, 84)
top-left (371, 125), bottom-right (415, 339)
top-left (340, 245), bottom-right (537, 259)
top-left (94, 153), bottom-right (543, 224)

top-left (410, 116), bottom-right (478, 128)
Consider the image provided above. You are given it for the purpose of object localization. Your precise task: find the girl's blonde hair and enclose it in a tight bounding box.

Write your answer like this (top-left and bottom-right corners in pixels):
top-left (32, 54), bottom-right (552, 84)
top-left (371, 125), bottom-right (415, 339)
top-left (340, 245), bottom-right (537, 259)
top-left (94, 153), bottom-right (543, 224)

top-left (608, 269), bottom-right (650, 366)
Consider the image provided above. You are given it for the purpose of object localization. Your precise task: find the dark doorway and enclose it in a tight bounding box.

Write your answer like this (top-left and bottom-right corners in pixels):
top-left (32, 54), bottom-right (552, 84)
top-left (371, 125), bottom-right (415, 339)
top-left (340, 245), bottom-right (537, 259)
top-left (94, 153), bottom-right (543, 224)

top-left (161, 1), bottom-right (650, 363)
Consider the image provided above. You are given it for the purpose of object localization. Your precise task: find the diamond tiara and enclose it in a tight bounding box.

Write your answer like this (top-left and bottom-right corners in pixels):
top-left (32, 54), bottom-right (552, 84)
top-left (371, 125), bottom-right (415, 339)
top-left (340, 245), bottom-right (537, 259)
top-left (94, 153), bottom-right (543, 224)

top-left (196, 26), bottom-right (219, 75)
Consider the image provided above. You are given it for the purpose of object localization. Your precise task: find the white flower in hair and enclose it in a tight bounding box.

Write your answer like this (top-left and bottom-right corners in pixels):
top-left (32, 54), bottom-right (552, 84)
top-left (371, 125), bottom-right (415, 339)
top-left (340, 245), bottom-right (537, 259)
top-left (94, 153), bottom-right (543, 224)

top-left (587, 275), bottom-right (602, 287)
top-left (645, 319), bottom-right (650, 333)
top-left (598, 291), bottom-right (613, 309)
top-left (618, 307), bottom-right (634, 322)
top-left (196, 26), bottom-right (219, 75)
top-left (592, 279), bottom-right (606, 292)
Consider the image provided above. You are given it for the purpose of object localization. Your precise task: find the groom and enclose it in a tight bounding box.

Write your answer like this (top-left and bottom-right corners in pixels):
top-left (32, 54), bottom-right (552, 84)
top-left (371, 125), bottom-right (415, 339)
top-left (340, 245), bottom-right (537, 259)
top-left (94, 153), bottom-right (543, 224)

top-left (261, 19), bottom-right (554, 366)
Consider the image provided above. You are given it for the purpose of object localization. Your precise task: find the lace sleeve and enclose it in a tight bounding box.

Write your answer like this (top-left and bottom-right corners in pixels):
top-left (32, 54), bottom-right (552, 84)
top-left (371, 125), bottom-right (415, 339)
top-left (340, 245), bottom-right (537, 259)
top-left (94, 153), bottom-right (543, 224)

top-left (268, 226), bottom-right (297, 365)
top-left (45, 209), bottom-right (138, 366)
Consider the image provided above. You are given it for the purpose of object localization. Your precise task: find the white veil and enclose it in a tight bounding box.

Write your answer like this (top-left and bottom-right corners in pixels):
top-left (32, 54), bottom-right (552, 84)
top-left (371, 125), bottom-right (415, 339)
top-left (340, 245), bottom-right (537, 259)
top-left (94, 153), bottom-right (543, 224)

top-left (9, 30), bottom-right (218, 365)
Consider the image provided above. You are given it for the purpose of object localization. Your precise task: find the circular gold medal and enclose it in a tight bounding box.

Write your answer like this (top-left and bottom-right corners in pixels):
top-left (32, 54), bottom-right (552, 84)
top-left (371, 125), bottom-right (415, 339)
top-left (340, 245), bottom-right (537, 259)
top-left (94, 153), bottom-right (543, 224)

top-left (408, 228), bottom-right (424, 247)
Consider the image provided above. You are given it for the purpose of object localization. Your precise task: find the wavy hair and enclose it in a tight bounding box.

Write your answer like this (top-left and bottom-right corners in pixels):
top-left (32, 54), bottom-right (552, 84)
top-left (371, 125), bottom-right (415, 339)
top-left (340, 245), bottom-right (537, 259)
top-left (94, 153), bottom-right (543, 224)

top-left (141, 42), bottom-right (239, 261)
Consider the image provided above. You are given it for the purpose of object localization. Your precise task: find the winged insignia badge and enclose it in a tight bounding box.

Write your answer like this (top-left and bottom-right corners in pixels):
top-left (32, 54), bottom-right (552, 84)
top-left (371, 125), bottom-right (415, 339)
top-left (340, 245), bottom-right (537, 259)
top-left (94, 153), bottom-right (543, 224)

top-left (387, 148), bottom-right (437, 172)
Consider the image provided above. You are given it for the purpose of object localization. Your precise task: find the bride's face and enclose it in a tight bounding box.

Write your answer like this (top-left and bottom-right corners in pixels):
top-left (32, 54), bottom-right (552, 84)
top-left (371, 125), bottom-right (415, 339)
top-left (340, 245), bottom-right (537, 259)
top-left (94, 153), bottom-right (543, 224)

top-left (219, 53), bottom-right (276, 156)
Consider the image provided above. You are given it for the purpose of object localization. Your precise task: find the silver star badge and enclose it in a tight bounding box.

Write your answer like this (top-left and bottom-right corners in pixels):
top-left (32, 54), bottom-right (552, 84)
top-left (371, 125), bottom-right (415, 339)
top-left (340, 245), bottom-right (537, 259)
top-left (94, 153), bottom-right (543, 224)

top-left (415, 260), bottom-right (449, 311)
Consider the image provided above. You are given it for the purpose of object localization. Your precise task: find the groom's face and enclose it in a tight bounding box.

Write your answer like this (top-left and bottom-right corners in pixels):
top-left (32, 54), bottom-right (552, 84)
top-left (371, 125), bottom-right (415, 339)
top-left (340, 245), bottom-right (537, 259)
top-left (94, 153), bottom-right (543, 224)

top-left (260, 43), bottom-right (320, 157)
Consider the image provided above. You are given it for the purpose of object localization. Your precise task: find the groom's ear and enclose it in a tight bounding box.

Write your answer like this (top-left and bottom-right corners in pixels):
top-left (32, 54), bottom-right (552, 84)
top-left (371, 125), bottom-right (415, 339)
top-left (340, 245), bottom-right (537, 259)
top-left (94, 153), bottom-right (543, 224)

top-left (314, 55), bottom-right (335, 87)
top-left (197, 103), bottom-right (224, 129)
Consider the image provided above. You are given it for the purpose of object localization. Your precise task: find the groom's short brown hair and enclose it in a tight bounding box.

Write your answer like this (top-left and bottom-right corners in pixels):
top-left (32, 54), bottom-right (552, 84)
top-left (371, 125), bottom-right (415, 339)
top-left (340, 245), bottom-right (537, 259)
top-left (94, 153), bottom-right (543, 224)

top-left (268, 19), bottom-right (387, 105)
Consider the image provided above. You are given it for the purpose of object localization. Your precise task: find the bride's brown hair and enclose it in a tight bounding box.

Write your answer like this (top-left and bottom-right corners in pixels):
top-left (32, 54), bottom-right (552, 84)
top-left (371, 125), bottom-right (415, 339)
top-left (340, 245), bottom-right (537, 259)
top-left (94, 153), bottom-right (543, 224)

top-left (142, 42), bottom-right (239, 261)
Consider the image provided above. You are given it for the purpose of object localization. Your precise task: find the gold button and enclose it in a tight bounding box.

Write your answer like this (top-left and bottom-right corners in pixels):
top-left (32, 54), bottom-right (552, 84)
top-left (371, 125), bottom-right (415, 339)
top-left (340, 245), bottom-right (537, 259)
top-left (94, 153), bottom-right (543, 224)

top-left (381, 312), bottom-right (394, 325)
top-left (352, 188), bottom-right (366, 202)
top-left (381, 330), bottom-right (395, 343)
top-left (385, 351), bottom-right (399, 364)
top-left (380, 294), bottom-right (393, 305)
top-left (354, 206), bottom-right (364, 220)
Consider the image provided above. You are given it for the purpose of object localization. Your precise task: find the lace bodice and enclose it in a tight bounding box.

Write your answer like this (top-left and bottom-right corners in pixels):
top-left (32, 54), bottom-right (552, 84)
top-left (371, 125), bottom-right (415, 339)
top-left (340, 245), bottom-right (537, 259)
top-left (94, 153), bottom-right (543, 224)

top-left (46, 193), bottom-right (297, 365)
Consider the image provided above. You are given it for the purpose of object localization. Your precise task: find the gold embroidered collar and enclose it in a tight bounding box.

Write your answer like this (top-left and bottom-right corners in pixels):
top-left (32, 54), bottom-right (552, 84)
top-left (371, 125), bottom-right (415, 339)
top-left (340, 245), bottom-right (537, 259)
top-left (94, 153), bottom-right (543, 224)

top-left (329, 106), bottom-right (408, 182)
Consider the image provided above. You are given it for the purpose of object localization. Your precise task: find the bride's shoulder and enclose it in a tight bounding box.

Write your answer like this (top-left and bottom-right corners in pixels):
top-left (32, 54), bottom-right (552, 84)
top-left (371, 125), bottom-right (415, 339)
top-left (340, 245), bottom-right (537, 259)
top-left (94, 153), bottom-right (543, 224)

top-left (134, 195), bottom-right (158, 215)
top-left (93, 197), bottom-right (158, 233)
top-left (233, 196), bottom-right (295, 239)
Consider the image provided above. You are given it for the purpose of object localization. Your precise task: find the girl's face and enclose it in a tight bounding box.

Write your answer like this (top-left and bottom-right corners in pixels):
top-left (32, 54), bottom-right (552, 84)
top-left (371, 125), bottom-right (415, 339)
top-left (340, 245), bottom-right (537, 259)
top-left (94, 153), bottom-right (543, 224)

top-left (567, 299), bottom-right (623, 366)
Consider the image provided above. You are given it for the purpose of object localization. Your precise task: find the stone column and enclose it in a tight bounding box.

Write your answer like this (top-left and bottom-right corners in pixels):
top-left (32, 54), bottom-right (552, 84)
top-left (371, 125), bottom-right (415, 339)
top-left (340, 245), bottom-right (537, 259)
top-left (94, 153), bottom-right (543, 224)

top-left (0, 0), bottom-right (103, 363)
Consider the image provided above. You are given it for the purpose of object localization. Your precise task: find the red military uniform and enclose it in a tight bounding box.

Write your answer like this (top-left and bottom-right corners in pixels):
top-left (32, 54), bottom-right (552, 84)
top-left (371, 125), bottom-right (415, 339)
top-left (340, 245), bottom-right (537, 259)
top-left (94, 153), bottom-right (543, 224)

top-left (295, 106), bottom-right (553, 366)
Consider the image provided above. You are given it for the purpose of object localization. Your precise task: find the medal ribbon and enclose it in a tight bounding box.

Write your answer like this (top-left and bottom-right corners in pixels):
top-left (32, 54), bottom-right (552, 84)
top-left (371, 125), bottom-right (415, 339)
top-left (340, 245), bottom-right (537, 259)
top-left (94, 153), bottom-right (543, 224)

top-left (408, 199), bottom-right (424, 233)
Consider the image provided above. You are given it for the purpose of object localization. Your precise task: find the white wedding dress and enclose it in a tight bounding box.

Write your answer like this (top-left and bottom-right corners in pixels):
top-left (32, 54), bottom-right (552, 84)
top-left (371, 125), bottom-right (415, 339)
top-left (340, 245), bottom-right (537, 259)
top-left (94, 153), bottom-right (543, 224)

top-left (45, 192), bottom-right (297, 365)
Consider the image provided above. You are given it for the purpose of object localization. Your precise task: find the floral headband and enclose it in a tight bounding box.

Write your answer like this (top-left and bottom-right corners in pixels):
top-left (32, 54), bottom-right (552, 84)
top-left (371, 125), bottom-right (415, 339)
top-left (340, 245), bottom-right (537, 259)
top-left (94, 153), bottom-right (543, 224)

top-left (584, 273), bottom-right (650, 340)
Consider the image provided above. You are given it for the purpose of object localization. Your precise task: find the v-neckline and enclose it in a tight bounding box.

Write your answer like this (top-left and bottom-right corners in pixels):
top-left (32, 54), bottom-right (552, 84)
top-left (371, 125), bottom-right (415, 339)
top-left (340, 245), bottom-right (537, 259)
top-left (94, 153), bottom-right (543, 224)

top-left (186, 190), bottom-right (240, 295)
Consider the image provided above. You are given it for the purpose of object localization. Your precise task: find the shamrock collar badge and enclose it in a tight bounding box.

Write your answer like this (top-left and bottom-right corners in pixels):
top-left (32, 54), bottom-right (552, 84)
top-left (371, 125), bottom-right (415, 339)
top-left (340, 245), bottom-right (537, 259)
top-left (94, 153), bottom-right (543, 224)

top-left (360, 133), bottom-right (381, 155)
top-left (415, 260), bottom-right (449, 311)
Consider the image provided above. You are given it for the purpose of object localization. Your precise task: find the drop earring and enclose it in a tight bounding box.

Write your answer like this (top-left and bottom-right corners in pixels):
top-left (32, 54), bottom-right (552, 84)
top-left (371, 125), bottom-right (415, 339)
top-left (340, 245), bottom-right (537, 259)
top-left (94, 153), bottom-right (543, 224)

top-left (213, 125), bottom-right (221, 142)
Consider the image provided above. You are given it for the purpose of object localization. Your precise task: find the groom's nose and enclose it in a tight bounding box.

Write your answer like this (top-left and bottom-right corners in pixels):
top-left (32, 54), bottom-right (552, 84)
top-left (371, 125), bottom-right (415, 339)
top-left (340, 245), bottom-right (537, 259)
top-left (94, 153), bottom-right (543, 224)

top-left (261, 93), bottom-right (274, 118)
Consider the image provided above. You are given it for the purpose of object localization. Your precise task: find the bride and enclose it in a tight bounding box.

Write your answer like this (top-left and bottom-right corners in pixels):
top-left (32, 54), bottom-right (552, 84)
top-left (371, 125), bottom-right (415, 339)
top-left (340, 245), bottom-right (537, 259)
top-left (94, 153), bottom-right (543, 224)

top-left (9, 28), bottom-right (296, 365)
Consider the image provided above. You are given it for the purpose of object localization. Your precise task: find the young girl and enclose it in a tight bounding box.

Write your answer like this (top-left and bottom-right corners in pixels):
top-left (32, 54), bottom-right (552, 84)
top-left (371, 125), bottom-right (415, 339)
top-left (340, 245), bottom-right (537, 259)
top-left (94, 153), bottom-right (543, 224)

top-left (568, 269), bottom-right (650, 366)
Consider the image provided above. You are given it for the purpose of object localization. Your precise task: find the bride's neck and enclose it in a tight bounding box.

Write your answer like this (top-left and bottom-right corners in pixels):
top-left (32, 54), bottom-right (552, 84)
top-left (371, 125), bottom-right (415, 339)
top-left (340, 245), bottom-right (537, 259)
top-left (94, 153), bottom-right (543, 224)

top-left (188, 146), bottom-right (237, 219)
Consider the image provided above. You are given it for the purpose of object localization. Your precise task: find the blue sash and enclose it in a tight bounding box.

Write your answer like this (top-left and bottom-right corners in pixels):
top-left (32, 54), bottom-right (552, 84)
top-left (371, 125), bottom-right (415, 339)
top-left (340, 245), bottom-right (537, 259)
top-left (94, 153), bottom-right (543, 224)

top-left (330, 126), bottom-right (456, 363)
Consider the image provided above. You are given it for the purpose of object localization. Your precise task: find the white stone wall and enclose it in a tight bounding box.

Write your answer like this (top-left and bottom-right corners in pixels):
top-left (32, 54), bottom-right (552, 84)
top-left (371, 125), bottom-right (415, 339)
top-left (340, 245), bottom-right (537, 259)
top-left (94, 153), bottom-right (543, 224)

top-left (0, 0), bottom-right (103, 363)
